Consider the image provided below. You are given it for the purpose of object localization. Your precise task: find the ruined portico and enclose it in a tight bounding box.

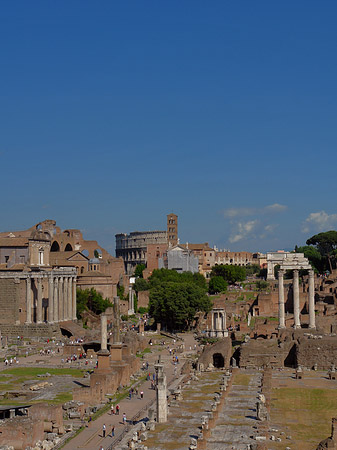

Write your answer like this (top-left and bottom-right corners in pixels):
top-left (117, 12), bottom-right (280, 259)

top-left (207, 308), bottom-right (228, 338)
top-left (269, 252), bottom-right (315, 329)
top-left (0, 268), bottom-right (77, 325)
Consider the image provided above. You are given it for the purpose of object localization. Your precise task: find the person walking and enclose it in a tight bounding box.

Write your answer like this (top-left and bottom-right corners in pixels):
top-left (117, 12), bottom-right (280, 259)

top-left (116, 404), bottom-right (120, 415)
top-left (102, 423), bottom-right (106, 438)
top-left (111, 425), bottom-right (115, 437)
top-left (140, 390), bottom-right (144, 399)
top-left (123, 412), bottom-right (127, 425)
top-left (110, 404), bottom-right (114, 415)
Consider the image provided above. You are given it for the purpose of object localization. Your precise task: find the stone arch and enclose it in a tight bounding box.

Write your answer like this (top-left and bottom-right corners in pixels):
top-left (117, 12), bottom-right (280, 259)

top-left (51, 241), bottom-right (60, 252)
top-left (65, 243), bottom-right (73, 251)
top-left (213, 353), bottom-right (225, 368)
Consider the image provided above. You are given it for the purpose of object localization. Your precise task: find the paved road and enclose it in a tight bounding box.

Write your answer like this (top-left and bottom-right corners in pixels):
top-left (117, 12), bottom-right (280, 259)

top-left (63, 333), bottom-right (198, 450)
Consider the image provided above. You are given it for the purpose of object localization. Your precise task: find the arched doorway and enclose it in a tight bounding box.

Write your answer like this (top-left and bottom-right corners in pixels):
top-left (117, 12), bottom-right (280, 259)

top-left (213, 353), bottom-right (225, 368)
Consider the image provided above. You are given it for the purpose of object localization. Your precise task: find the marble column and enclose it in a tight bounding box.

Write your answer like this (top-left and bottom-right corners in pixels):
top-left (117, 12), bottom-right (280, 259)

top-left (64, 277), bottom-right (69, 320)
top-left (293, 269), bottom-right (301, 329)
top-left (58, 278), bottom-right (64, 321)
top-left (67, 277), bottom-right (72, 320)
top-left (72, 277), bottom-right (77, 320)
top-left (48, 276), bottom-right (54, 323)
top-left (308, 269), bottom-right (316, 329)
top-left (278, 269), bottom-right (286, 329)
top-left (26, 277), bottom-right (32, 324)
top-left (37, 278), bottom-right (43, 323)
top-left (53, 278), bottom-right (59, 323)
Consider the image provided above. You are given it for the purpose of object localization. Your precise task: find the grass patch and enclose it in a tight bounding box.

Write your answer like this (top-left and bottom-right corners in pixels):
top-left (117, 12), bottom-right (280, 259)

top-left (271, 387), bottom-right (337, 449)
top-left (52, 392), bottom-right (73, 404)
top-left (1, 367), bottom-right (84, 377)
top-left (233, 373), bottom-right (251, 386)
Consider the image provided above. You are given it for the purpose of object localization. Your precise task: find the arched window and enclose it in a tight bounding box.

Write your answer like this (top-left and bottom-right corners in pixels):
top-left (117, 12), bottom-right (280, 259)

top-left (51, 241), bottom-right (60, 252)
top-left (65, 243), bottom-right (73, 251)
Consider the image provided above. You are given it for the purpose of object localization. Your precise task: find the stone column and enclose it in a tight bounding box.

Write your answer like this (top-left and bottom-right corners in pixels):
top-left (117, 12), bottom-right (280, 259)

top-left (101, 314), bottom-right (108, 351)
top-left (37, 278), bottom-right (43, 324)
top-left (67, 277), bottom-right (73, 320)
top-left (53, 278), bottom-right (59, 323)
top-left (64, 277), bottom-right (69, 320)
top-left (58, 278), bottom-right (64, 321)
top-left (113, 296), bottom-right (121, 344)
top-left (278, 269), bottom-right (286, 329)
top-left (26, 277), bottom-right (32, 324)
top-left (308, 269), bottom-right (316, 329)
top-left (293, 269), bottom-right (301, 329)
top-left (128, 285), bottom-right (134, 314)
top-left (155, 357), bottom-right (167, 423)
top-left (72, 277), bottom-right (77, 320)
top-left (48, 276), bottom-right (54, 323)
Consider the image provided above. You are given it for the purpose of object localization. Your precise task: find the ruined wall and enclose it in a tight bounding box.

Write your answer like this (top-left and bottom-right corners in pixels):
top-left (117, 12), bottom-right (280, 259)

top-left (296, 337), bottom-right (337, 370)
top-left (240, 339), bottom-right (289, 369)
top-left (138, 290), bottom-right (149, 309)
top-left (0, 417), bottom-right (44, 449)
top-left (0, 278), bottom-right (23, 325)
top-left (198, 337), bottom-right (232, 369)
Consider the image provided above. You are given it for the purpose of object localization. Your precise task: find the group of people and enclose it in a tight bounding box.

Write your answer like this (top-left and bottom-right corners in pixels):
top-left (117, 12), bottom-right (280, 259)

top-left (4, 357), bottom-right (18, 366)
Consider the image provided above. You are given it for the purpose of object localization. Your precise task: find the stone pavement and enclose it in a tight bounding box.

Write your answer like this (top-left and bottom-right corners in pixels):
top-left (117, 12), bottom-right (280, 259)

top-left (62, 333), bottom-right (197, 450)
top-left (206, 370), bottom-right (262, 450)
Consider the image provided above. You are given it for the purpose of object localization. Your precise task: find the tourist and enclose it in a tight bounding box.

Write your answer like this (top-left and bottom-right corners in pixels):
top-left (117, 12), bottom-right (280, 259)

top-left (123, 412), bottom-right (127, 424)
top-left (116, 404), bottom-right (120, 415)
top-left (110, 404), bottom-right (114, 415)
top-left (102, 423), bottom-right (106, 438)
top-left (140, 390), bottom-right (144, 399)
top-left (111, 425), bottom-right (115, 437)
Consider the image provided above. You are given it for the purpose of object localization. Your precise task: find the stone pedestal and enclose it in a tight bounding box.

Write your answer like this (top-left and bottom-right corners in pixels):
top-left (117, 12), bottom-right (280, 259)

top-left (110, 343), bottom-right (123, 361)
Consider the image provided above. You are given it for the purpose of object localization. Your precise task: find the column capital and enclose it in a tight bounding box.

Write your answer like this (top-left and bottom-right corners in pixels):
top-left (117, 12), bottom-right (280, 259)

top-left (308, 269), bottom-right (314, 277)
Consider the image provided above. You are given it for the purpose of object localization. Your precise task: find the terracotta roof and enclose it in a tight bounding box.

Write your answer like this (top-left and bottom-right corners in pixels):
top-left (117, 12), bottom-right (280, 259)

top-left (0, 237), bottom-right (29, 247)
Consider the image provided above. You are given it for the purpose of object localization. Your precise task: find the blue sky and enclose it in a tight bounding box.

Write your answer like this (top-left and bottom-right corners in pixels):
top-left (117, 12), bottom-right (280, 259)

top-left (1, 1), bottom-right (337, 255)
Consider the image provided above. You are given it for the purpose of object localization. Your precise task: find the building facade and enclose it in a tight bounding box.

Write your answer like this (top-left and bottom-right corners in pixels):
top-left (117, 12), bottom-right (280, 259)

top-left (0, 220), bottom-right (125, 326)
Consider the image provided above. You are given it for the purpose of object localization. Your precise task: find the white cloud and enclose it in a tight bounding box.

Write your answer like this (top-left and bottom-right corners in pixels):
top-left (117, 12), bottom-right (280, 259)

top-left (223, 207), bottom-right (256, 218)
top-left (302, 211), bottom-right (337, 233)
top-left (265, 203), bottom-right (287, 213)
top-left (223, 203), bottom-right (287, 219)
top-left (229, 220), bottom-right (258, 243)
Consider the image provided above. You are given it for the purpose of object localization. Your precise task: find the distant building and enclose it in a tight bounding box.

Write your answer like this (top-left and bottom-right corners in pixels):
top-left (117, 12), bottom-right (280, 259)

top-left (115, 213), bottom-right (178, 274)
top-left (181, 243), bottom-right (216, 278)
top-left (215, 251), bottom-right (254, 266)
top-left (158, 244), bottom-right (199, 273)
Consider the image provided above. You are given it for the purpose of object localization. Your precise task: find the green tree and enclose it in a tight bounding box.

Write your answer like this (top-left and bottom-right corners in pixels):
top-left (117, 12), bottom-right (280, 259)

top-left (255, 280), bottom-right (269, 291)
top-left (76, 288), bottom-right (112, 319)
top-left (295, 245), bottom-right (323, 273)
top-left (210, 264), bottom-right (246, 284)
top-left (306, 231), bottom-right (337, 273)
top-left (134, 264), bottom-right (146, 278)
top-left (245, 264), bottom-right (260, 276)
top-left (208, 276), bottom-right (228, 294)
top-left (134, 278), bottom-right (149, 292)
top-left (149, 281), bottom-right (212, 331)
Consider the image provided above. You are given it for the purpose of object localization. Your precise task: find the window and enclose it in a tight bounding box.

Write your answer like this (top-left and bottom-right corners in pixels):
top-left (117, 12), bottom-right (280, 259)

top-left (20, 255), bottom-right (25, 263)
top-left (5, 256), bottom-right (9, 263)
top-left (38, 249), bottom-right (44, 265)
